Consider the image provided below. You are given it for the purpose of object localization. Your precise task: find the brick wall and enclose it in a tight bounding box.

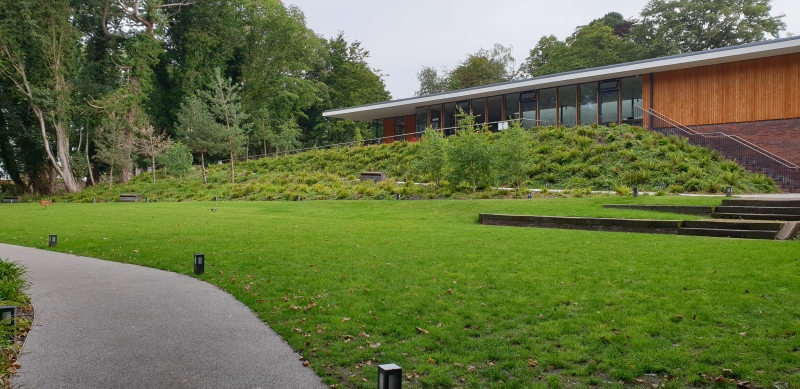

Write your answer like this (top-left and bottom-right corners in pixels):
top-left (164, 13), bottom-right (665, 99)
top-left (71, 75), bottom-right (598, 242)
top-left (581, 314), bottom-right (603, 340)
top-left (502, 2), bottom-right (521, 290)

top-left (688, 118), bottom-right (800, 165)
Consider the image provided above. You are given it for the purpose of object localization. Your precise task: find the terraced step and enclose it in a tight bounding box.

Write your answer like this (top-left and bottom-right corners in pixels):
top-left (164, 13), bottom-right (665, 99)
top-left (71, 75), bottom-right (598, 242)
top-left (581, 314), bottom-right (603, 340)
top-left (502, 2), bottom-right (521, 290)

top-left (682, 220), bottom-right (784, 231)
top-left (721, 199), bottom-right (800, 207)
top-left (712, 212), bottom-right (800, 221)
top-left (677, 228), bottom-right (778, 239)
top-left (715, 206), bottom-right (800, 215)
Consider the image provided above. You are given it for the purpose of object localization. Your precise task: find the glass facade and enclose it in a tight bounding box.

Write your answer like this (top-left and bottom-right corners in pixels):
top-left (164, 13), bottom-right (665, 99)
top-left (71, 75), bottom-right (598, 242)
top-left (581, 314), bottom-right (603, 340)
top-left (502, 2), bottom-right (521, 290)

top-left (383, 76), bottom-right (645, 143)
top-left (443, 103), bottom-right (456, 135)
top-left (621, 76), bottom-right (643, 125)
top-left (471, 98), bottom-right (486, 125)
top-left (539, 88), bottom-right (557, 127)
top-left (488, 95), bottom-right (502, 131)
top-left (558, 85), bottom-right (577, 127)
top-left (505, 93), bottom-right (520, 120)
top-left (415, 107), bottom-right (428, 135)
top-left (430, 104), bottom-right (441, 129)
top-left (578, 83), bottom-right (598, 125)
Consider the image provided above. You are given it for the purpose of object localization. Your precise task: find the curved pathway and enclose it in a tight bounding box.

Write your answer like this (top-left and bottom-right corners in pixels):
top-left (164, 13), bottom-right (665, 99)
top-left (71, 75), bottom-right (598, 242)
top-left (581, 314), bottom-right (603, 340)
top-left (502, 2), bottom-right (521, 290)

top-left (0, 243), bottom-right (326, 389)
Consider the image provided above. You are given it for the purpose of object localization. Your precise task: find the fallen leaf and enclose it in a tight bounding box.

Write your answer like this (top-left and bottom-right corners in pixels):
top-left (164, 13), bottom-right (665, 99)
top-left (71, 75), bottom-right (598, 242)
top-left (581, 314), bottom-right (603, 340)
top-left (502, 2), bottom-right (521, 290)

top-left (722, 368), bottom-right (733, 375)
top-left (302, 361), bottom-right (309, 367)
top-left (369, 342), bottom-right (380, 348)
top-left (427, 358), bottom-right (435, 364)
top-left (527, 359), bottom-right (538, 370)
top-left (736, 381), bottom-right (751, 388)
top-left (342, 317), bottom-right (351, 322)
top-left (467, 366), bottom-right (476, 372)
top-left (415, 326), bottom-right (429, 334)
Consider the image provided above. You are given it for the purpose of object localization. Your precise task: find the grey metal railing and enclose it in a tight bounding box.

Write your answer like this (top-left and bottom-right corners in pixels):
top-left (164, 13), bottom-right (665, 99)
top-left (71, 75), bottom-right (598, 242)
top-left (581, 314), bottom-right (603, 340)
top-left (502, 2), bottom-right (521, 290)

top-left (638, 105), bottom-right (800, 192)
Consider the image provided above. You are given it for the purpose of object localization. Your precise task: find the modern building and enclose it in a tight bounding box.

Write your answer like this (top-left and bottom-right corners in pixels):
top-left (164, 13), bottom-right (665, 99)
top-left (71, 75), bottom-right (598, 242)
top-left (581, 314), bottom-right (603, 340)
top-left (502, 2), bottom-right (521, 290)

top-left (323, 36), bottom-right (800, 166)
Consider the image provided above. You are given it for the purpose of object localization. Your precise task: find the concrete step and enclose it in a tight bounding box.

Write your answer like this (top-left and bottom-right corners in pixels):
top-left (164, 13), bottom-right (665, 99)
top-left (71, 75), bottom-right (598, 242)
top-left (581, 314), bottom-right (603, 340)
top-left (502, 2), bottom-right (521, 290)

top-left (677, 228), bottom-right (778, 240)
top-left (715, 206), bottom-right (800, 215)
top-left (682, 219), bottom-right (784, 231)
top-left (721, 199), bottom-right (800, 207)
top-left (711, 212), bottom-right (800, 221)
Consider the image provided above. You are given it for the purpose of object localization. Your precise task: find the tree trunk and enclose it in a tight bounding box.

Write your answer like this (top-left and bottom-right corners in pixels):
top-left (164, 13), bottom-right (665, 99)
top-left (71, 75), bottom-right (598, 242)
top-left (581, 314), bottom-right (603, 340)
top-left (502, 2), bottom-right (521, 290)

top-left (151, 153), bottom-right (156, 183)
top-left (263, 140), bottom-right (267, 156)
top-left (200, 152), bottom-right (207, 185)
top-left (229, 149), bottom-right (235, 183)
top-left (109, 165), bottom-right (114, 189)
top-left (86, 133), bottom-right (95, 185)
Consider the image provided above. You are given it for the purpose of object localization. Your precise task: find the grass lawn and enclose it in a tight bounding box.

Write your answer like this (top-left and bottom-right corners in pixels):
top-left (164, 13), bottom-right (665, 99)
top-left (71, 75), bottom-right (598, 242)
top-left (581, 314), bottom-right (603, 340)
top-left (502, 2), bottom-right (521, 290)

top-left (1, 196), bottom-right (798, 388)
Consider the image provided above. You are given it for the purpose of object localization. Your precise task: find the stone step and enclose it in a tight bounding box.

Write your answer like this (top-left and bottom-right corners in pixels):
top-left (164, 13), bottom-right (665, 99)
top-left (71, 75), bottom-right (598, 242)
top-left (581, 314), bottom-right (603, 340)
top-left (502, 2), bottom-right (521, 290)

top-left (721, 199), bottom-right (800, 207)
top-left (711, 212), bottom-right (800, 221)
top-left (601, 204), bottom-right (713, 215)
top-left (715, 206), bottom-right (800, 215)
top-left (677, 228), bottom-right (778, 240)
top-left (682, 220), bottom-right (784, 231)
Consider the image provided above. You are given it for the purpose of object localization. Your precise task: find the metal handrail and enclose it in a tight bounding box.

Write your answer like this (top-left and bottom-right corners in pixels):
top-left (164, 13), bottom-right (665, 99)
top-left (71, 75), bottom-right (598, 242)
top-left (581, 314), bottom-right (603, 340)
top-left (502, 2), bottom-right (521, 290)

top-left (221, 118), bottom-right (551, 163)
top-left (640, 106), bottom-right (799, 169)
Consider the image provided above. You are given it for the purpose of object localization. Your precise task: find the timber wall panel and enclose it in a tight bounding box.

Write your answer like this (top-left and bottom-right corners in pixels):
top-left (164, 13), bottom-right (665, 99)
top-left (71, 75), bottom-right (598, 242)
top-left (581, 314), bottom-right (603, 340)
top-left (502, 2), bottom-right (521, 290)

top-left (405, 115), bottom-right (416, 141)
top-left (383, 118), bottom-right (394, 144)
top-left (653, 53), bottom-right (800, 126)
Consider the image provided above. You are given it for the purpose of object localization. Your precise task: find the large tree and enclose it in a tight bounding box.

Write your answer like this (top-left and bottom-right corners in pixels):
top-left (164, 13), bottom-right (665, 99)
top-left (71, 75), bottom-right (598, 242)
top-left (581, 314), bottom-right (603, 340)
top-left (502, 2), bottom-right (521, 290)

top-left (198, 69), bottom-right (249, 184)
top-left (0, 0), bottom-right (83, 192)
top-left (632, 0), bottom-right (786, 57)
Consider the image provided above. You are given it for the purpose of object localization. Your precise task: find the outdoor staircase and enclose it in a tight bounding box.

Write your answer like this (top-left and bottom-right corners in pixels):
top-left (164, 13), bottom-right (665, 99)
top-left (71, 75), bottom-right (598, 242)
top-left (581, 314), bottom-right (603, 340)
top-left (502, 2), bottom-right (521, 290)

top-left (637, 106), bottom-right (800, 193)
top-left (677, 219), bottom-right (786, 239)
top-left (712, 199), bottom-right (800, 221)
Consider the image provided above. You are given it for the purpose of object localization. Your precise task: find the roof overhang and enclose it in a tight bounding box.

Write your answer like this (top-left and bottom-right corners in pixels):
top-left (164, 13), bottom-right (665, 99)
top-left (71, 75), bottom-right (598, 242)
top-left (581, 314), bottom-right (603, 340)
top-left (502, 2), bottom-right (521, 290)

top-left (323, 36), bottom-right (800, 122)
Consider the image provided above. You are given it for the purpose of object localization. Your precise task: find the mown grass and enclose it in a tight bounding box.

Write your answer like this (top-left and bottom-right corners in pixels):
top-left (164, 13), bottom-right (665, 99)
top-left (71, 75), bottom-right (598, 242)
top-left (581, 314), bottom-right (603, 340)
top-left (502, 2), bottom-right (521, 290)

top-left (33, 124), bottom-right (777, 204)
top-left (1, 198), bottom-right (798, 389)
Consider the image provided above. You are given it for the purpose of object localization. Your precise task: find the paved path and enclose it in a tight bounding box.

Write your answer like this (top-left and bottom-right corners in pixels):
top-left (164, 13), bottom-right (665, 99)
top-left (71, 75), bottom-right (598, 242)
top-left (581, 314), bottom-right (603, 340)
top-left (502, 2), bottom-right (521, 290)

top-left (0, 243), bottom-right (326, 389)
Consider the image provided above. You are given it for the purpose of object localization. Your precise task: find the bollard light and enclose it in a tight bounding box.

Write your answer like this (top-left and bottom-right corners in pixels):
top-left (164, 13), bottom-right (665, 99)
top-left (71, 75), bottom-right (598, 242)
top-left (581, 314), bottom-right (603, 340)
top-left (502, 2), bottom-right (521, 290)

top-left (396, 194), bottom-right (400, 200)
top-left (93, 198), bottom-right (97, 203)
top-left (545, 182), bottom-right (550, 188)
top-left (379, 195), bottom-right (384, 200)
top-left (378, 363), bottom-right (402, 389)
top-left (658, 185), bottom-right (664, 190)
top-left (49, 234), bottom-right (57, 247)
top-left (215, 196), bottom-right (219, 201)
top-left (194, 253), bottom-right (205, 275)
top-left (633, 187), bottom-right (639, 198)
top-left (0, 306), bottom-right (15, 327)
top-left (527, 192), bottom-right (532, 199)
top-left (725, 187), bottom-right (733, 197)
top-left (297, 195), bottom-right (301, 201)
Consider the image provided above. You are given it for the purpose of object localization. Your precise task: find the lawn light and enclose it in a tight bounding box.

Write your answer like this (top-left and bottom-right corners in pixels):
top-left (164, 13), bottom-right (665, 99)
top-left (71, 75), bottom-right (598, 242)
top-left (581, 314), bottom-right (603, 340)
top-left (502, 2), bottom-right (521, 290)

top-left (633, 187), bottom-right (639, 198)
top-left (378, 363), bottom-right (402, 389)
top-left (396, 194), bottom-right (400, 200)
top-left (0, 306), bottom-right (15, 327)
top-left (379, 195), bottom-right (384, 200)
top-left (297, 196), bottom-right (301, 201)
top-left (725, 186), bottom-right (733, 197)
top-left (545, 182), bottom-right (550, 188)
top-left (93, 198), bottom-right (97, 203)
top-left (215, 196), bottom-right (219, 201)
top-left (527, 192), bottom-right (532, 199)
top-left (194, 253), bottom-right (205, 275)
top-left (49, 234), bottom-right (57, 247)
top-left (146, 197), bottom-right (150, 203)
top-left (658, 185), bottom-right (664, 190)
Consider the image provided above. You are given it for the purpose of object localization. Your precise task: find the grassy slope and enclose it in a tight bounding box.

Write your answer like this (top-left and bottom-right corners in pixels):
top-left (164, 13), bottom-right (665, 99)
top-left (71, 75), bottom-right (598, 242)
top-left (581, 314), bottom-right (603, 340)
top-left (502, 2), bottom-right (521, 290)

top-left (1, 198), bottom-right (798, 389)
top-left (48, 124), bottom-right (777, 203)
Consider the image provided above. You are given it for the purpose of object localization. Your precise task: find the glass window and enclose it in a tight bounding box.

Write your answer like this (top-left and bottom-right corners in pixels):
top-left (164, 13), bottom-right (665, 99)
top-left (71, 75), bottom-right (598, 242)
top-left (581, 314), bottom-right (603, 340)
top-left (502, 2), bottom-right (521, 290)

top-left (429, 105), bottom-right (441, 130)
top-left (394, 116), bottom-right (405, 142)
top-left (415, 107), bottom-right (428, 135)
top-left (558, 85), bottom-right (577, 127)
top-left (471, 98), bottom-right (486, 125)
top-left (621, 76), bottom-right (643, 124)
top-left (488, 96), bottom-right (502, 131)
top-left (372, 119), bottom-right (384, 139)
top-left (456, 100), bottom-right (470, 122)
top-left (579, 83), bottom-right (598, 125)
top-left (600, 91), bottom-right (619, 125)
top-left (504, 93), bottom-right (520, 120)
top-left (599, 79), bottom-right (619, 91)
top-left (539, 88), bottom-right (557, 127)
top-left (443, 102), bottom-right (456, 135)
top-left (521, 99), bottom-right (537, 129)
top-left (521, 90), bottom-right (537, 101)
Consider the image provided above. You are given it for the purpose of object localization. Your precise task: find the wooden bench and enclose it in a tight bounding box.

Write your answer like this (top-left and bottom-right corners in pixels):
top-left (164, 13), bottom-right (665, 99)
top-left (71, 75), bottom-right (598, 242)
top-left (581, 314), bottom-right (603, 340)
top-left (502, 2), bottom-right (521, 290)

top-left (360, 172), bottom-right (387, 182)
top-left (119, 194), bottom-right (142, 202)
top-left (2, 196), bottom-right (21, 203)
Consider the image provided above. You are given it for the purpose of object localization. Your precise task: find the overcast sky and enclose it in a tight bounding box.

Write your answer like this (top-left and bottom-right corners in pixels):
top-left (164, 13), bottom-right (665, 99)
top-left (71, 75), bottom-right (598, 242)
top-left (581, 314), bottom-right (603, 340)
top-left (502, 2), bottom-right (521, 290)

top-left (288, 0), bottom-right (798, 101)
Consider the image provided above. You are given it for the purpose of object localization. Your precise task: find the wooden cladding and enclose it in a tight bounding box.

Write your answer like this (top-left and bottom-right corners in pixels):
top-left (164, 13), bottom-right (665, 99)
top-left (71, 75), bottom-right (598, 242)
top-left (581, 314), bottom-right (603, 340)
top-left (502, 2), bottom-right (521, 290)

top-left (652, 53), bottom-right (800, 126)
top-left (383, 118), bottom-right (394, 144)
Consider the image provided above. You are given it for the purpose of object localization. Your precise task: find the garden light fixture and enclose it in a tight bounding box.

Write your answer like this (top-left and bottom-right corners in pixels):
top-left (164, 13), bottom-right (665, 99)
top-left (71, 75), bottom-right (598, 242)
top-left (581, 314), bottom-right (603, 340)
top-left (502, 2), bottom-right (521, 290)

top-left (49, 234), bottom-right (57, 247)
top-left (726, 187), bottom-right (733, 196)
top-left (378, 363), bottom-right (402, 389)
top-left (633, 187), bottom-right (639, 198)
top-left (0, 306), bottom-right (15, 327)
top-left (194, 253), bottom-right (205, 275)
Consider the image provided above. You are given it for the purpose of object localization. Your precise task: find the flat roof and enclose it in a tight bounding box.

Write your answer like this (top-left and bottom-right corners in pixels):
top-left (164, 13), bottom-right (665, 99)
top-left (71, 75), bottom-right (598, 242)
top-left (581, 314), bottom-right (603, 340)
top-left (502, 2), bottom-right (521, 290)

top-left (323, 36), bottom-right (800, 122)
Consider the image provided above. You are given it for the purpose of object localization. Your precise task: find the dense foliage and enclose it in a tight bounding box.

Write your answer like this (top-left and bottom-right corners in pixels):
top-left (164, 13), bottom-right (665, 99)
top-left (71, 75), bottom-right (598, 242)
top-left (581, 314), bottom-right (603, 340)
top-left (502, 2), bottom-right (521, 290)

top-left (0, 0), bottom-right (390, 194)
top-left (0, 259), bottom-right (30, 384)
top-left (48, 123), bottom-right (777, 203)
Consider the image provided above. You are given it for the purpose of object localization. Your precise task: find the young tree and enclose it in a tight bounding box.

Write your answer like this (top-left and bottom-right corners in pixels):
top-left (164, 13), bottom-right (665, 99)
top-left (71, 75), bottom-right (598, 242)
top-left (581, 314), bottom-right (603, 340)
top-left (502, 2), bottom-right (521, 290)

top-left (134, 124), bottom-right (171, 183)
top-left (0, 0), bottom-right (83, 192)
top-left (494, 121), bottom-right (533, 191)
top-left (448, 110), bottom-right (495, 192)
top-left (269, 120), bottom-right (303, 155)
top-left (199, 68), bottom-right (249, 183)
top-left (415, 66), bottom-right (452, 96)
top-left (413, 127), bottom-right (450, 188)
top-left (632, 0), bottom-right (786, 57)
top-left (157, 142), bottom-right (192, 183)
top-left (175, 96), bottom-right (223, 185)
top-left (93, 114), bottom-right (129, 189)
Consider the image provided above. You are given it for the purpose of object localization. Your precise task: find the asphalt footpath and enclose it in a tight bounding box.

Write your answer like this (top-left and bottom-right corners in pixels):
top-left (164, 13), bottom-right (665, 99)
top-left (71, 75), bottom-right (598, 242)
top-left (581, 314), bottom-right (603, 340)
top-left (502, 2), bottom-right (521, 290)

top-left (0, 243), bottom-right (326, 389)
